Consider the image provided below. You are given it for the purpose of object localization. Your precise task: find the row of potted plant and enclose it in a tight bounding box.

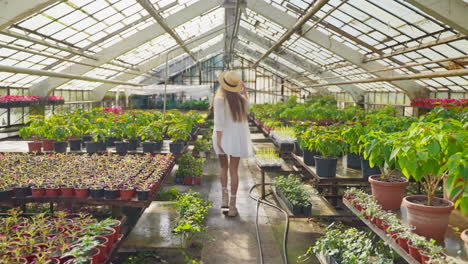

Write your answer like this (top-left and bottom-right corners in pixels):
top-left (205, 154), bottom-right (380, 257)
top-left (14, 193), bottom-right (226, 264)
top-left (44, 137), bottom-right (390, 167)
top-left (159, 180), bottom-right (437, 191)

top-left (0, 209), bottom-right (121, 264)
top-left (0, 153), bottom-right (175, 201)
top-left (175, 154), bottom-right (204, 185)
top-left (411, 98), bottom-right (468, 108)
top-left (0, 95), bottom-right (64, 108)
top-left (19, 109), bottom-right (206, 154)
top-left (344, 188), bottom-right (452, 264)
top-left (274, 175), bottom-right (313, 216)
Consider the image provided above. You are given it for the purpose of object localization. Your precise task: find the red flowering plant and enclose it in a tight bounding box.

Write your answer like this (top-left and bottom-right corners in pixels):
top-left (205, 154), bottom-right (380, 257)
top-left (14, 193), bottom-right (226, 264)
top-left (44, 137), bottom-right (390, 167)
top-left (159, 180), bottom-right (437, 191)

top-left (411, 98), bottom-right (468, 108)
top-left (104, 106), bottom-right (123, 114)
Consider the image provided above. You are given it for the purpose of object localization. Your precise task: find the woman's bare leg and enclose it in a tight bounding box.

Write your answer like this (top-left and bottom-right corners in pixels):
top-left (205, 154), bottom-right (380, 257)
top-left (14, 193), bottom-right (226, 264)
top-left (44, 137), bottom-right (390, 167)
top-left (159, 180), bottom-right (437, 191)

top-left (228, 156), bottom-right (240, 216)
top-left (218, 154), bottom-right (229, 208)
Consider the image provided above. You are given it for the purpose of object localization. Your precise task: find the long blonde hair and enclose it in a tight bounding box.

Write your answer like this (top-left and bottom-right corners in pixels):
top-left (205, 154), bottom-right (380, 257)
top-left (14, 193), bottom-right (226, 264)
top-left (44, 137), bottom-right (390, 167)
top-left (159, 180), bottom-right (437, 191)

top-left (215, 88), bottom-right (248, 122)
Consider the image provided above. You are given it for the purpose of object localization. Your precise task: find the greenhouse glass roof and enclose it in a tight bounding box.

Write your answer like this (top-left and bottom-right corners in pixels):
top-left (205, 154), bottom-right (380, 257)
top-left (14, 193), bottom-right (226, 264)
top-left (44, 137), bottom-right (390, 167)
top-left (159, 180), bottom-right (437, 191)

top-left (0, 0), bottom-right (466, 100)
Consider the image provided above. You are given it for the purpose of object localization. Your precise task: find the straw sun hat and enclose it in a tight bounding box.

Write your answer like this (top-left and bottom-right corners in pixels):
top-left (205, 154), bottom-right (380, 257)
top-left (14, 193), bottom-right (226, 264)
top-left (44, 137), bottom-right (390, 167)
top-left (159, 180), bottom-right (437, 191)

top-left (218, 71), bottom-right (242, 93)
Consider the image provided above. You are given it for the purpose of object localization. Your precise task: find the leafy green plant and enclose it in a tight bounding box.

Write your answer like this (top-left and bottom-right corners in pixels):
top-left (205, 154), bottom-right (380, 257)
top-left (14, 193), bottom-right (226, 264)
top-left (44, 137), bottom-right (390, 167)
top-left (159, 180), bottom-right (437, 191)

top-left (176, 154), bottom-right (204, 177)
top-left (360, 130), bottom-right (400, 180)
top-left (274, 175), bottom-right (312, 207)
top-left (139, 122), bottom-right (165, 141)
top-left (193, 139), bottom-right (211, 152)
top-left (393, 119), bottom-right (467, 206)
top-left (167, 124), bottom-right (191, 142)
top-left (304, 125), bottom-right (347, 158)
top-left (307, 223), bottom-right (394, 264)
top-left (444, 151), bottom-right (467, 215)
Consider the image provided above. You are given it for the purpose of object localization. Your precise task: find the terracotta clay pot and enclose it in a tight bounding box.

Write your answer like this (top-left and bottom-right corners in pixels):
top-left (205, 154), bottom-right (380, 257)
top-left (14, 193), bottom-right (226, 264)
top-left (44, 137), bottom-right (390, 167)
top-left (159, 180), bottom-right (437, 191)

top-left (368, 175), bottom-right (408, 210)
top-left (60, 187), bottom-right (74, 197)
top-left (397, 236), bottom-right (409, 253)
top-left (31, 188), bottom-right (45, 197)
top-left (403, 195), bottom-right (454, 241)
top-left (120, 189), bottom-right (135, 201)
top-left (28, 142), bottom-right (42, 152)
top-left (408, 244), bottom-right (422, 262)
top-left (42, 139), bottom-right (56, 152)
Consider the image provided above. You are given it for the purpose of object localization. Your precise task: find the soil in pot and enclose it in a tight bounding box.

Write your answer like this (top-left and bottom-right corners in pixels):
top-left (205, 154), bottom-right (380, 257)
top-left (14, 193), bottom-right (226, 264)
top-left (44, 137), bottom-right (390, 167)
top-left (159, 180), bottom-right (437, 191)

top-left (142, 141), bottom-right (157, 153)
top-left (368, 175), bottom-right (408, 210)
top-left (347, 153), bottom-right (361, 169)
top-left (361, 158), bottom-right (381, 178)
top-left (137, 190), bottom-right (150, 201)
top-left (314, 156), bottom-right (338, 178)
top-left (104, 189), bottom-right (119, 200)
top-left (403, 195), bottom-right (454, 241)
top-left (120, 189), bottom-right (135, 200)
top-left (169, 140), bottom-right (185, 153)
top-left (303, 149), bottom-right (318, 166)
top-left (90, 188), bottom-right (104, 199)
top-left (42, 139), bottom-right (56, 152)
top-left (115, 141), bottom-right (128, 155)
top-left (54, 141), bottom-right (68, 153)
top-left (126, 139), bottom-right (139, 151)
top-left (28, 142), bottom-right (42, 152)
top-left (68, 139), bottom-right (82, 151)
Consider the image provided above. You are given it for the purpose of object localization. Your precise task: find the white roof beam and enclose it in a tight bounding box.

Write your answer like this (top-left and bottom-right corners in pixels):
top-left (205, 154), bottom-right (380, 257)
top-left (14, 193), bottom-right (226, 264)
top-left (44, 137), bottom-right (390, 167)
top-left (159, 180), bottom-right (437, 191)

top-left (29, 0), bottom-right (219, 97)
top-left (239, 27), bottom-right (364, 102)
top-left (136, 0), bottom-right (198, 63)
top-left (92, 27), bottom-right (224, 100)
top-left (0, 0), bottom-right (59, 30)
top-left (404, 0), bottom-right (468, 36)
top-left (247, 0), bottom-right (429, 99)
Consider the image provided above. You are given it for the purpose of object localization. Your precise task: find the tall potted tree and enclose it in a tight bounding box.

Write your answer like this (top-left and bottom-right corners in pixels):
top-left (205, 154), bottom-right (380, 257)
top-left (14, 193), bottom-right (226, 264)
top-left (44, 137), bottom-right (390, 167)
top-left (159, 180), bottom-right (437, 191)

top-left (395, 120), bottom-right (464, 241)
top-left (361, 130), bottom-right (408, 210)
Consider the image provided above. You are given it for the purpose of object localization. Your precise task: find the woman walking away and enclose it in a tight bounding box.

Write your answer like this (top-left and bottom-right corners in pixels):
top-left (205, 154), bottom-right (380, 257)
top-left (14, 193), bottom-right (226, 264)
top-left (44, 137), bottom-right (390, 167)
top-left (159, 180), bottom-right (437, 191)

top-left (212, 71), bottom-right (253, 217)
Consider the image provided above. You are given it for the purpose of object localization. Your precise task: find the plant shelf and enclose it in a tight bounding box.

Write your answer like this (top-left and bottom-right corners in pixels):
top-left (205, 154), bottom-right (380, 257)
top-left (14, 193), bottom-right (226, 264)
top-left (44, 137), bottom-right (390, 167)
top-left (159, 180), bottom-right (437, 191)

top-left (342, 198), bottom-right (468, 264)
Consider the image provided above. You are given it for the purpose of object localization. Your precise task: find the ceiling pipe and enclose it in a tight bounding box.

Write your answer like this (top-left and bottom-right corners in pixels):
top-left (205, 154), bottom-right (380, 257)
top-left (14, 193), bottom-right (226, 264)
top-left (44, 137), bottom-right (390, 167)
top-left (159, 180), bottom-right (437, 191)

top-left (291, 68), bottom-right (468, 89)
top-left (252, 0), bottom-right (330, 68)
top-left (0, 65), bottom-right (144, 87)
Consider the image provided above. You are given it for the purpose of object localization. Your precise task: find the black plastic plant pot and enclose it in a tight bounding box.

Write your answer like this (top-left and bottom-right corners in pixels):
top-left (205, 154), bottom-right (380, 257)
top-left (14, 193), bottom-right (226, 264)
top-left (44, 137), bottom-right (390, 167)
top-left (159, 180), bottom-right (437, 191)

top-left (54, 141), bottom-right (68, 153)
top-left (294, 142), bottom-right (303, 156)
top-left (86, 141), bottom-right (105, 153)
top-left (136, 190), bottom-right (150, 201)
top-left (14, 187), bottom-right (30, 198)
top-left (278, 142), bottom-right (295, 153)
top-left (115, 141), bottom-right (128, 155)
top-left (169, 141), bottom-right (185, 154)
top-left (104, 189), bottom-right (119, 200)
top-left (90, 188), bottom-right (104, 199)
top-left (347, 153), bottom-right (361, 169)
top-left (303, 149), bottom-right (318, 166)
top-left (155, 140), bottom-right (163, 151)
top-left (361, 158), bottom-right (381, 178)
top-left (0, 190), bottom-right (12, 201)
top-left (82, 135), bottom-right (92, 147)
top-left (175, 176), bottom-right (184, 184)
top-left (142, 141), bottom-right (157, 153)
top-left (302, 204), bottom-right (312, 217)
top-left (69, 139), bottom-right (82, 151)
top-left (314, 156), bottom-right (338, 178)
top-left (105, 137), bottom-right (118, 147)
top-left (126, 139), bottom-right (139, 151)
top-left (292, 204), bottom-right (302, 215)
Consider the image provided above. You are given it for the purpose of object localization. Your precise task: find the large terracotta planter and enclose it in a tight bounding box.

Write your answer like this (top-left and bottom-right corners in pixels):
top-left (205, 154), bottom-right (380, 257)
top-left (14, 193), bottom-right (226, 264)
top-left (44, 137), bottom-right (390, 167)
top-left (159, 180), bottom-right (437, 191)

top-left (403, 195), bottom-right (454, 241)
top-left (368, 175), bottom-right (408, 210)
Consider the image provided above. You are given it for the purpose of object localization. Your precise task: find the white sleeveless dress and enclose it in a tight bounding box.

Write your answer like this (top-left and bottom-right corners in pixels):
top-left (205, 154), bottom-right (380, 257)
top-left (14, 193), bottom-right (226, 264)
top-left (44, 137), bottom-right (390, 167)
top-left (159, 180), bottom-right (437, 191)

top-left (212, 96), bottom-right (253, 158)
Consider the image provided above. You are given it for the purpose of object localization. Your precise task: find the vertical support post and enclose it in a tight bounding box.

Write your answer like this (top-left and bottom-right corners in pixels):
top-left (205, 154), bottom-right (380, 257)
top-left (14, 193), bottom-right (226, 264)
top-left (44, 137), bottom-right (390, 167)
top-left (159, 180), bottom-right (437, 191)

top-left (261, 170), bottom-right (266, 200)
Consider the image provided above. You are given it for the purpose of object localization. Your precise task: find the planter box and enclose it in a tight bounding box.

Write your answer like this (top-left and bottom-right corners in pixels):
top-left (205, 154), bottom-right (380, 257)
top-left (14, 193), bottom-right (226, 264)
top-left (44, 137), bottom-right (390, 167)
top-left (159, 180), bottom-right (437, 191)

top-left (276, 188), bottom-right (312, 217)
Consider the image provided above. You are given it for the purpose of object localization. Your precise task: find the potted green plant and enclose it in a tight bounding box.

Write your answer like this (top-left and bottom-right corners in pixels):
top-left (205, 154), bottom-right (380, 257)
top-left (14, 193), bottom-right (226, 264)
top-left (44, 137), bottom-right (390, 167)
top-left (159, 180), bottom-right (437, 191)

top-left (361, 130), bottom-right (408, 210)
top-left (193, 139), bottom-right (211, 157)
top-left (310, 126), bottom-right (347, 178)
top-left (19, 116), bottom-right (44, 152)
top-left (123, 122), bottom-right (141, 151)
top-left (167, 124), bottom-right (190, 154)
top-left (299, 124), bottom-right (324, 166)
top-left (139, 122), bottom-right (165, 153)
top-left (86, 127), bottom-right (107, 153)
top-left (51, 126), bottom-right (70, 153)
top-left (68, 125), bottom-right (84, 151)
top-left (396, 120), bottom-right (464, 241)
top-left (342, 122), bottom-right (366, 170)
